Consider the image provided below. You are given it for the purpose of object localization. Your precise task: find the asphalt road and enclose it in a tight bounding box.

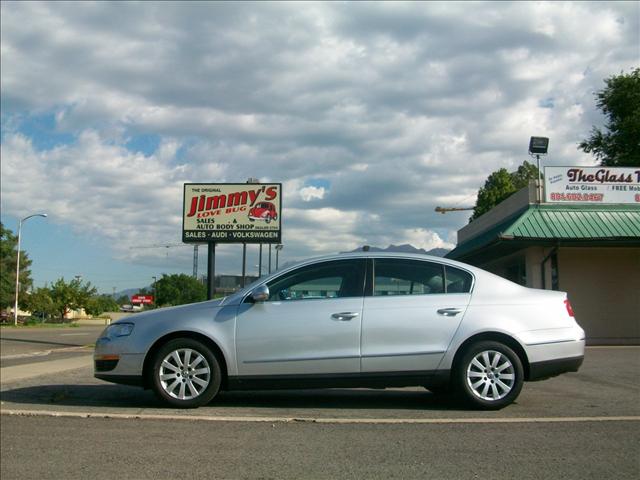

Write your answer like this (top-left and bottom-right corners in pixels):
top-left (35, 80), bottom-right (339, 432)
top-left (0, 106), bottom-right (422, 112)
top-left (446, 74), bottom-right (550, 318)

top-left (0, 326), bottom-right (102, 367)
top-left (2, 414), bottom-right (638, 480)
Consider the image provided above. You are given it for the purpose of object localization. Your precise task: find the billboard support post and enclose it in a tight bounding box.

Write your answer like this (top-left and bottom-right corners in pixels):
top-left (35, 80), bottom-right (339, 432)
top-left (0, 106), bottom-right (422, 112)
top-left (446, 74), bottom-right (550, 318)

top-left (207, 243), bottom-right (216, 300)
top-left (258, 244), bottom-right (263, 277)
top-left (241, 243), bottom-right (246, 288)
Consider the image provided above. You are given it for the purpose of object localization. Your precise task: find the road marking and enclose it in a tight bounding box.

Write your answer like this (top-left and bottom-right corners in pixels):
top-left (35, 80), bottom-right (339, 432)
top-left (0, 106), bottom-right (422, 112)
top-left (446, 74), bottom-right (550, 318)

top-left (1, 409), bottom-right (638, 425)
top-left (59, 333), bottom-right (92, 337)
top-left (1, 346), bottom-right (91, 361)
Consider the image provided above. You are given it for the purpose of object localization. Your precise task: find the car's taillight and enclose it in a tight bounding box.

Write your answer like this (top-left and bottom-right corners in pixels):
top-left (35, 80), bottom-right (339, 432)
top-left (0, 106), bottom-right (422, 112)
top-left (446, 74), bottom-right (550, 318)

top-left (564, 299), bottom-right (575, 317)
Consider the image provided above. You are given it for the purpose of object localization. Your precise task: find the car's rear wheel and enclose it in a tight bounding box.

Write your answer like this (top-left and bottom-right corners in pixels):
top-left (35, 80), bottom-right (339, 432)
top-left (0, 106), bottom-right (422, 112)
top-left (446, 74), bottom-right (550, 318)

top-left (151, 338), bottom-right (221, 408)
top-left (454, 341), bottom-right (523, 410)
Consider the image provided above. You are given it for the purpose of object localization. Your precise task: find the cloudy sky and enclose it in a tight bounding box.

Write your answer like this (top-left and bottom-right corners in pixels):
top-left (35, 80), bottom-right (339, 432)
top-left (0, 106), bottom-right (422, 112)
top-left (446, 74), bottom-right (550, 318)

top-left (1, 1), bottom-right (638, 292)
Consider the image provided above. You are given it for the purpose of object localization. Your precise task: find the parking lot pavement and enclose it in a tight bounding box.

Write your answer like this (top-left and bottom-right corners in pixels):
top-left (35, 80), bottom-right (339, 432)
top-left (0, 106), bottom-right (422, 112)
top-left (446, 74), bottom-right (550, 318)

top-left (1, 346), bottom-right (638, 479)
top-left (1, 347), bottom-right (639, 421)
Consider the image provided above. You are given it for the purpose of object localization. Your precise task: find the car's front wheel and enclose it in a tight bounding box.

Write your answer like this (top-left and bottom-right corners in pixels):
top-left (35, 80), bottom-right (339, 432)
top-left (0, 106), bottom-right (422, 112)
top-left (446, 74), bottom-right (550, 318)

top-left (454, 341), bottom-right (524, 410)
top-left (150, 338), bottom-right (222, 408)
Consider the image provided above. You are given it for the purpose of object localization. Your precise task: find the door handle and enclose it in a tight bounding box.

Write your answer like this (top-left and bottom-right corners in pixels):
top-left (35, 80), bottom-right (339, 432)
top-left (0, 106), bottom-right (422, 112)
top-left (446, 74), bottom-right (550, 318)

top-left (331, 312), bottom-right (360, 321)
top-left (437, 308), bottom-right (463, 317)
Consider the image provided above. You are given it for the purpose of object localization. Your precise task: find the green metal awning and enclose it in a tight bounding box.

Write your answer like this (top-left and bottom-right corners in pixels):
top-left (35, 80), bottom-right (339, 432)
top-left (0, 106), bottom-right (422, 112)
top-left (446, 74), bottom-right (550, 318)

top-left (447, 204), bottom-right (640, 261)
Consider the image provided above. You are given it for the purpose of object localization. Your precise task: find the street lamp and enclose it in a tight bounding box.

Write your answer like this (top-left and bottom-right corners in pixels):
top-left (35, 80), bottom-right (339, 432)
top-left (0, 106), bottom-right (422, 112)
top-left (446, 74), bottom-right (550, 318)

top-left (275, 244), bottom-right (284, 270)
top-left (14, 213), bottom-right (47, 325)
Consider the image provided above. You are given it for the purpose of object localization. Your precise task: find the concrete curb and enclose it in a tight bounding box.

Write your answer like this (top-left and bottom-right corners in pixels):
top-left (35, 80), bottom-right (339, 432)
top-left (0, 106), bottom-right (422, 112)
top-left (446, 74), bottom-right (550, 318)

top-left (1, 409), bottom-right (639, 425)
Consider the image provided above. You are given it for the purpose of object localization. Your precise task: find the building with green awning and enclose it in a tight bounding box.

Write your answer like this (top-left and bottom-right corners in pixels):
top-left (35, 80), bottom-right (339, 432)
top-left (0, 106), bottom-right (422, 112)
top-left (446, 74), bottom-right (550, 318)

top-left (447, 182), bottom-right (640, 344)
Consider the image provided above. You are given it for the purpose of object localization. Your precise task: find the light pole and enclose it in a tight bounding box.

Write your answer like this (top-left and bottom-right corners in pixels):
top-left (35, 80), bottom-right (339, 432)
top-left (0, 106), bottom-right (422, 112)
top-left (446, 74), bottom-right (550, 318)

top-left (275, 244), bottom-right (283, 270)
top-left (528, 136), bottom-right (549, 203)
top-left (14, 213), bottom-right (47, 326)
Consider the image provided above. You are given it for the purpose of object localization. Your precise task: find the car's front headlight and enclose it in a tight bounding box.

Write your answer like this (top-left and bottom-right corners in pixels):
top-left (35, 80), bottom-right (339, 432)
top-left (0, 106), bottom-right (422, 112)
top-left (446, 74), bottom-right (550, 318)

top-left (103, 322), bottom-right (135, 338)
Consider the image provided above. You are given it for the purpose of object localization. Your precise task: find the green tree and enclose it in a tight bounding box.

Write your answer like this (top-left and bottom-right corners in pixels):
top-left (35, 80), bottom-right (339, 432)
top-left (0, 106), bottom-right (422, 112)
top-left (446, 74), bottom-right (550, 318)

top-left (511, 161), bottom-right (540, 189)
top-left (49, 277), bottom-right (97, 320)
top-left (116, 294), bottom-right (131, 305)
top-left (470, 161), bottom-right (539, 221)
top-left (23, 287), bottom-right (57, 320)
top-left (155, 274), bottom-right (206, 307)
top-left (579, 68), bottom-right (640, 166)
top-left (0, 223), bottom-right (33, 309)
top-left (85, 294), bottom-right (120, 316)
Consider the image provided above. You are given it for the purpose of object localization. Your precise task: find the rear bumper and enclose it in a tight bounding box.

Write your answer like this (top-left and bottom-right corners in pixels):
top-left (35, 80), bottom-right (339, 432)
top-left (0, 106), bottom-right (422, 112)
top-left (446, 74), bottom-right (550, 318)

top-left (528, 355), bottom-right (584, 381)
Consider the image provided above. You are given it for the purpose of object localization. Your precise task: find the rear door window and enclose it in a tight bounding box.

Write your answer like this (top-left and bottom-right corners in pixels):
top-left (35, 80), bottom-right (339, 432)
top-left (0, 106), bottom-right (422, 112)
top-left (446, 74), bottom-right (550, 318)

top-left (373, 259), bottom-right (445, 296)
top-left (444, 266), bottom-right (473, 293)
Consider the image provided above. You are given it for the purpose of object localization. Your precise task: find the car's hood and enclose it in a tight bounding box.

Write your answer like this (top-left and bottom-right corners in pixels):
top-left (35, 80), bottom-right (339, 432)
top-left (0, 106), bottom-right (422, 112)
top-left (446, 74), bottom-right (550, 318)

top-left (113, 297), bottom-right (227, 325)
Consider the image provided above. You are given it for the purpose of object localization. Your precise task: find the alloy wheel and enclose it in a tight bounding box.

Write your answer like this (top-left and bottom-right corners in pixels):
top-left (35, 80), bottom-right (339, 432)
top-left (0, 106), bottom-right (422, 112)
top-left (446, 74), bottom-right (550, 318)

top-left (158, 348), bottom-right (211, 400)
top-left (465, 350), bottom-right (516, 401)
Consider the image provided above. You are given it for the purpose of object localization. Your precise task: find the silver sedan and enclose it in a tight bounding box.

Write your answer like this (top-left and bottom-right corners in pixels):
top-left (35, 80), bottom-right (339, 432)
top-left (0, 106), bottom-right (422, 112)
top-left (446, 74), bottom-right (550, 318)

top-left (95, 253), bottom-right (585, 409)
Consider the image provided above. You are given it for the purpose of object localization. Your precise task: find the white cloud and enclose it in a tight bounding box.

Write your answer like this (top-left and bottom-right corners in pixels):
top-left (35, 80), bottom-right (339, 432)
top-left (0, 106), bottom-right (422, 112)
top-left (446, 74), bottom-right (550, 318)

top-left (300, 186), bottom-right (326, 202)
top-left (1, 1), bottom-right (638, 278)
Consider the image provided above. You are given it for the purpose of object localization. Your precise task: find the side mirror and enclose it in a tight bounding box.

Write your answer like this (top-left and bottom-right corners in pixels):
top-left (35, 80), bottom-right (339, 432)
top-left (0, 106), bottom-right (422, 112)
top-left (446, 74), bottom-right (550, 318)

top-left (251, 285), bottom-right (270, 303)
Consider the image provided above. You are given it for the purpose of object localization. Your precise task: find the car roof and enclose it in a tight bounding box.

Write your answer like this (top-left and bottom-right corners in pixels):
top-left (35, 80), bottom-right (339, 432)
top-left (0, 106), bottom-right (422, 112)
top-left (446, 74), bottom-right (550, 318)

top-left (278, 251), bottom-right (478, 273)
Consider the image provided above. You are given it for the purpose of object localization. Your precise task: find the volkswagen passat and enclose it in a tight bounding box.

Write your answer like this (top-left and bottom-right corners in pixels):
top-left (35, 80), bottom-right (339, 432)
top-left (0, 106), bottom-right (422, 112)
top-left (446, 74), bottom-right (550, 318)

top-left (95, 253), bottom-right (585, 409)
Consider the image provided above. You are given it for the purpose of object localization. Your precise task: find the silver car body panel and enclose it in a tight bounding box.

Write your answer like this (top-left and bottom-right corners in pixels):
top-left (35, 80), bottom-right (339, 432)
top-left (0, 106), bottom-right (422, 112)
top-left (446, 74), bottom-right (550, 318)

top-left (95, 252), bottom-right (585, 387)
top-left (361, 292), bottom-right (471, 372)
top-left (236, 296), bottom-right (363, 375)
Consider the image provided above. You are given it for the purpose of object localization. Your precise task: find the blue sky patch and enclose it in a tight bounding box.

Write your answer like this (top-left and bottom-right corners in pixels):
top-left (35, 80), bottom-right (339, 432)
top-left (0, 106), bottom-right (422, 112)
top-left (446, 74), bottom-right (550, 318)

top-left (304, 178), bottom-right (331, 190)
top-left (2, 111), bottom-right (76, 151)
top-left (538, 98), bottom-right (555, 109)
top-left (125, 133), bottom-right (162, 156)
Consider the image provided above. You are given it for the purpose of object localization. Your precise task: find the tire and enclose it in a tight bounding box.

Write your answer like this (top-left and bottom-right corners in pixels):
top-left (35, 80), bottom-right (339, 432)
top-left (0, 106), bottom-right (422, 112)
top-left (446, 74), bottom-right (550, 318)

top-left (150, 338), bottom-right (222, 408)
top-left (454, 341), bottom-right (524, 410)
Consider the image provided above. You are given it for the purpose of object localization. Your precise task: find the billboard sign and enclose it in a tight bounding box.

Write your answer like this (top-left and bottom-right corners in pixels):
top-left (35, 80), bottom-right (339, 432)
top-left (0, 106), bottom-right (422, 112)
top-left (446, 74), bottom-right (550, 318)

top-left (182, 183), bottom-right (282, 243)
top-left (131, 295), bottom-right (154, 305)
top-left (545, 166), bottom-right (640, 204)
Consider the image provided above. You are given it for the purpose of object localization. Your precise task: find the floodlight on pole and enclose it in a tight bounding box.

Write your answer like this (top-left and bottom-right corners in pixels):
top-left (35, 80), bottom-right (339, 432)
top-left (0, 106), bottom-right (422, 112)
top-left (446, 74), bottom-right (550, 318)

top-left (529, 136), bottom-right (549, 203)
top-left (14, 213), bottom-right (47, 326)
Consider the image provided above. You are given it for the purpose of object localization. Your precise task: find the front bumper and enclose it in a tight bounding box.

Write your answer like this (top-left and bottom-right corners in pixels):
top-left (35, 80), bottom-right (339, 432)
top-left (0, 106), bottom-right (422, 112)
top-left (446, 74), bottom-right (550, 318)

top-left (94, 334), bottom-right (146, 386)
